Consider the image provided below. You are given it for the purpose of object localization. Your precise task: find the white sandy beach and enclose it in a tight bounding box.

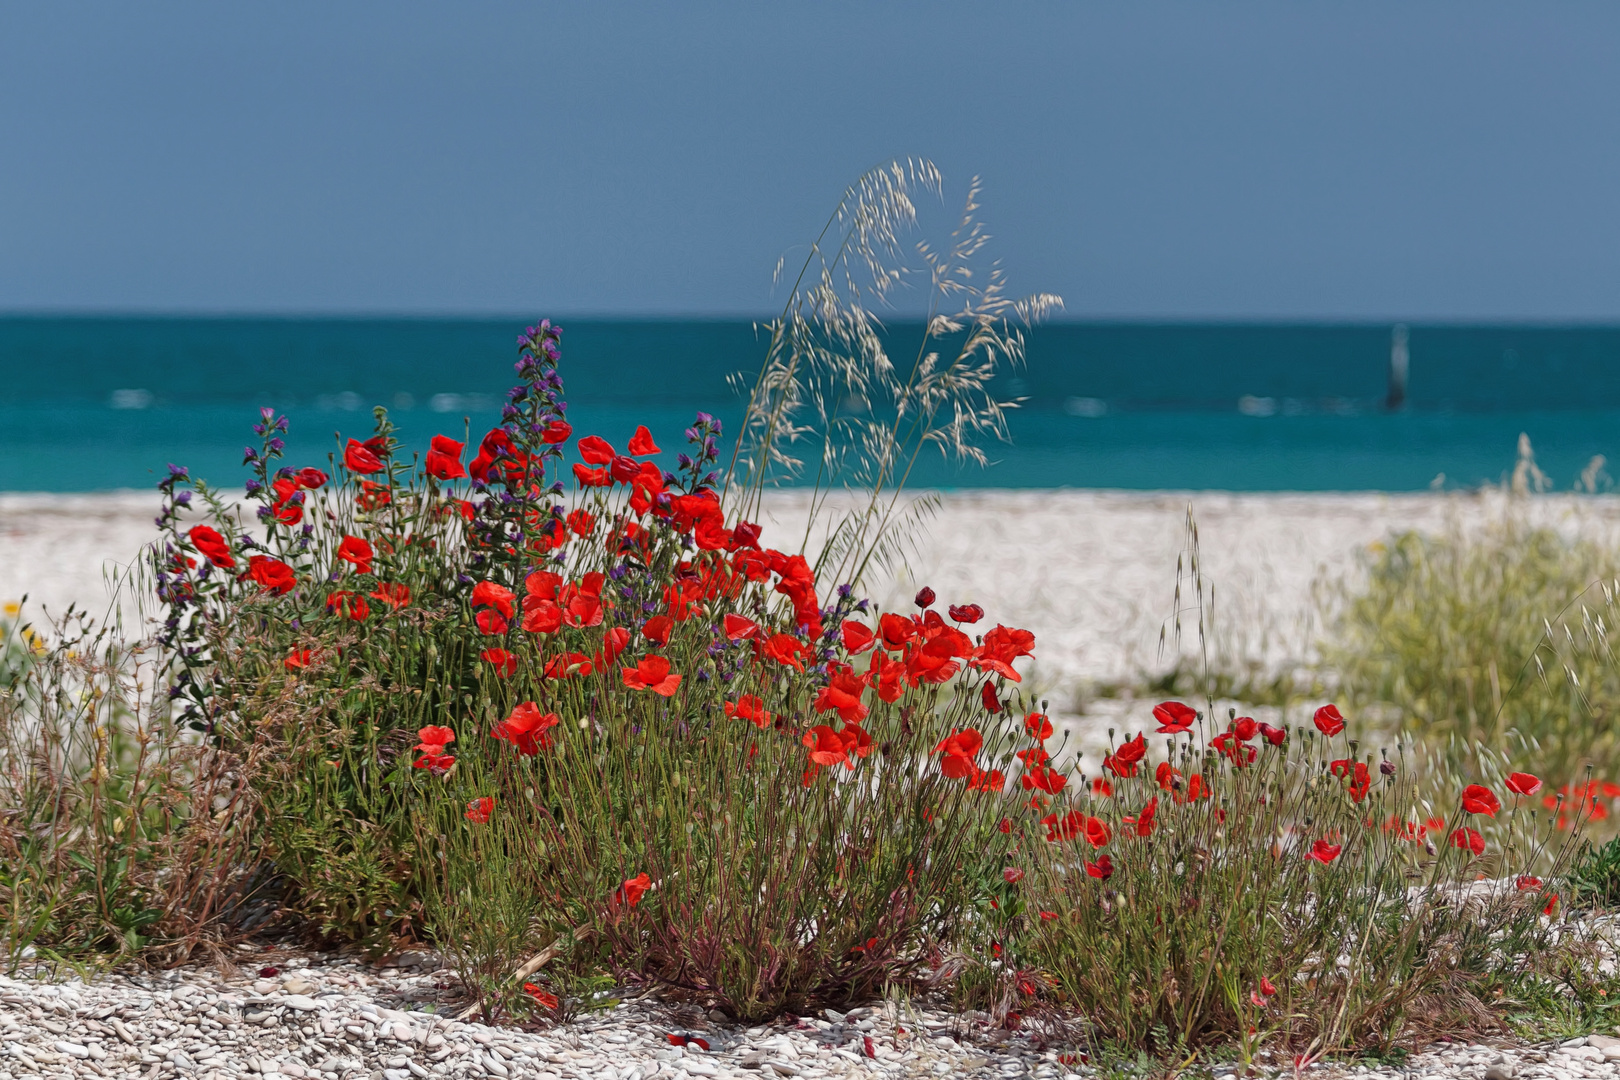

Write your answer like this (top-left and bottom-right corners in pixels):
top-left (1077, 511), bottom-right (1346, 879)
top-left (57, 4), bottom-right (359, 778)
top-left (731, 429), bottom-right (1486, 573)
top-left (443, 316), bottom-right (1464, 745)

top-left (6, 488), bottom-right (1620, 755)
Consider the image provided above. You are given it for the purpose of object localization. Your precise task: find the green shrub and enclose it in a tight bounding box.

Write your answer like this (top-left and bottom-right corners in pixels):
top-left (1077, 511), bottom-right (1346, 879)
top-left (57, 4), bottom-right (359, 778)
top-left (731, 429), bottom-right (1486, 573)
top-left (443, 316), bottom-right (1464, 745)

top-left (1020, 709), bottom-right (1576, 1057)
top-left (1325, 508), bottom-right (1620, 790)
top-left (148, 162), bottom-right (1058, 1019)
top-left (0, 605), bottom-right (265, 968)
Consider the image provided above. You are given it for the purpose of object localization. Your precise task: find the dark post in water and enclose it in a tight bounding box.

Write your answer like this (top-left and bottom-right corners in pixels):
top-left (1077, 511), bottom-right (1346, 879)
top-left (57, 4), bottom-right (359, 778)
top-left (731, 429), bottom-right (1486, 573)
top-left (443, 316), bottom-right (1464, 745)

top-left (1386, 324), bottom-right (1409, 411)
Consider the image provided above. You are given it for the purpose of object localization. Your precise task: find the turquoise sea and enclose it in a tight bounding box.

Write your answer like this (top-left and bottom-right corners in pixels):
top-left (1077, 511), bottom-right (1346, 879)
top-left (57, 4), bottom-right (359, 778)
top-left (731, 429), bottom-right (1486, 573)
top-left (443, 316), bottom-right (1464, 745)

top-left (4, 317), bottom-right (1620, 493)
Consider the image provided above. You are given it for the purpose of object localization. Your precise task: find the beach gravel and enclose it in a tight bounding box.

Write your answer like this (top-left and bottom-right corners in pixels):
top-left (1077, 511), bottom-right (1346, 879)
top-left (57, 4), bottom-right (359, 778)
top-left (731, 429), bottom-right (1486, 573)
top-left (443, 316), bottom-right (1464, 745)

top-left (0, 949), bottom-right (1615, 1080)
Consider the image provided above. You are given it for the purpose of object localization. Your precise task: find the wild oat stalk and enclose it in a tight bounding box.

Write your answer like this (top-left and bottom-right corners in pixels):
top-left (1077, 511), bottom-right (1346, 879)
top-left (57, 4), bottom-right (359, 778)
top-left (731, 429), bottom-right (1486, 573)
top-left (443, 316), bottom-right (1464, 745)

top-left (725, 158), bottom-right (1062, 590)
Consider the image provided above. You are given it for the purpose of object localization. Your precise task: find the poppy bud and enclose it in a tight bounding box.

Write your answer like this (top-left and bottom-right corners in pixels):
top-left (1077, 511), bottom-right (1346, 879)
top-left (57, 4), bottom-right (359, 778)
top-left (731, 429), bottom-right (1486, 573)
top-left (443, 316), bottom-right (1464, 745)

top-left (914, 586), bottom-right (935, 608)
top-left (1380, 759), bottom-right (1397, 776)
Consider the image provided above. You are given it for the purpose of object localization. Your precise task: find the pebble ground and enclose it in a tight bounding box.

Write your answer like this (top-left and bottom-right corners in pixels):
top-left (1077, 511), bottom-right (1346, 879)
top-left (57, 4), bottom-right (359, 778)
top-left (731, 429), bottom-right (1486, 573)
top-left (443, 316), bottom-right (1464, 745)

top-left (0, 947), bottom-right (1611, 1080)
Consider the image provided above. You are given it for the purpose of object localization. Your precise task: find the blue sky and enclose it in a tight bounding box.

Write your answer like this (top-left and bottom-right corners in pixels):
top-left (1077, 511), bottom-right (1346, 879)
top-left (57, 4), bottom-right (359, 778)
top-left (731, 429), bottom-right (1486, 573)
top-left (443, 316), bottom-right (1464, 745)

top-left (3, 2), bottom-right (1620, 319)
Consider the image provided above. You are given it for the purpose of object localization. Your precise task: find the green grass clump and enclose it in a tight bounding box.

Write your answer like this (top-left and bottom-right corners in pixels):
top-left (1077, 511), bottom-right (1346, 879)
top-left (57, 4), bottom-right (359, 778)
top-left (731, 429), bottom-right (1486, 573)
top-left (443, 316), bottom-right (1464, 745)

top-left (1326, 510), bottom-right (1620, 789)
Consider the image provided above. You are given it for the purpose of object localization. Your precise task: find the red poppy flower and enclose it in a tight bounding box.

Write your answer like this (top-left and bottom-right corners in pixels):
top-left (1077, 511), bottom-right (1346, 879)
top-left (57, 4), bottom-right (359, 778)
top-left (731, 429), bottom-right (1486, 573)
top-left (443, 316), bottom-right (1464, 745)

top-left (1330, 759), bottom-right (1373, 802)
top-left (905, 630), bottom-right (972, 685)
top-left (725, 695), bottom-right (773, 729)
top-left (344, 437), bottom-right (385, 474)
top-left (543, 651), bottom-right (593, 679)
top-left (842, 721), bottom-right (874, 760)
top-left (815, 670), bottom-right (870, 723)
top-left (968, 767), bottom-right (1005, 792)
top-left (615, 872), bottom-right (652, 908)
top-left (1461, 784), bottom-right (1502, 817)
top-left (1232, 716), bottom-right (1258, 741)
top-left (638, 479), bottom-right (673, 517)
top-left (480, 648), bottom-right (518, 677)
top-left (1450, 827), bottom-right (1486, 856)
top-left (566, 508), bottom-right (595, 536)
top-left (1313, 703), bottom-right (1346, 737)
top-left (971, 624), bottom-right (1037, 681)
top-left (560, 573), bottom-right (606, 628)
top-left (804, 725), bottom-right (851, 769)
top-left (627, 425), bottom-right (661, 455)
top-left (1021, 764), bottom-right (1068, 795)
top-left (947, 603), bottom-right (984, 624)
top-left (878, 613), bottom-right (917, 651)
top-left (297, 467), bottom-right (328, 489)
top-left (358, 479), bottom-right (391, 511)
top-left (471, 580), bottom-right (516, 620)
top-left (762, 633), bottom-right (809, 670)
top-left (1002, 867), bottom-right (1025, 884)
top-left (241, 555), bottom-right (297, 595)
top-left (1152, 701), bottom-right (1197, 734)
top-left (1506, 772), bottom-right (1542, 797)
top-left (283, 648), bottom-right (315, 671)
top-left (475, 609), bottom-right (509, 634)
top-left (326, 590), bottom-right (370, 621)
top-left (1091, 777), bottom-right (1114, 797)
top-left (1306, 839), bottom-right (1341, 864)
top-left (268, 478), bottom-right (305, 525)
top-left (664, 1034), bottom-right (709, 1051)
top-left (592, 627), bottom-right (630, 671)
top-left (1104, 733), bottom-right (1147, 778)
top-left (913, 586), bottom-right (936, 608)
top-left (1083, 816), bottom-right (1111, 848)
top-left (522, 984), bottom-right (559, 1010)
top-left (187, 525), bottom-right (237, 569)
top-left (464, 796), bottom-right (494, 824)
top-left (1257, 722), bottom-right (1287, 746)
top-left (578, 435), bottom-right (615, 465)
top-left (522, 420), bottom-right (567, 448)
top-left (413, 725), bottom-right (456, 770)
top-left (425, 435), bottom-right (467, 480)
top-left (724, 613), bottom-right (759, 640)
top-left (981, 681), bottom-right (1001, 714)
top-left (1041, 810), bottom-right (1084, 842)
top-left (623, 655), bottom-right (682, 696)
top-left (1127, 797), bottom-right (1158, 837)
top-left (521, 599), bottom-right (562, 634)
top-left (369, 582), bottom-right (410, 611)
top-left (934, 729), bottom-right (983, 779)
top-left (1516, 874), bottom-right (1543, 891)
top-left (1024, 711), bottom-right (1053, 741)
top-left (641, 615), bottom-right (672, 645)
top-left (1179, 774), bottom-right (1209, 803)
top-left (1156, 762), bottom-right (1183, 791)
top-left (841, 620), bottom-right (876, 653)
top-left (336, 535), bottom-right (373, 574)
top-left (1210, 732), bottom-right (1258, 768)
top-left (1085, 854), bottom-right (1114, 880)
top-left (572, 463), bottom-right (611, 487)
top-left (491, 702), bottom-right (559, 755)
top-left (862, 649), bottom-right (905, 704)
top-left (467, 428), bottom-right (511, 482)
